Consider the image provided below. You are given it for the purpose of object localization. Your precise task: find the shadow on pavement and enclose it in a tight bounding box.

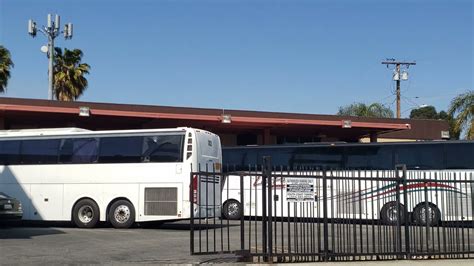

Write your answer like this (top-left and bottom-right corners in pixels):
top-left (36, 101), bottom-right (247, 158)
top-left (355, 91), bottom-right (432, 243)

top-left (0, 224), bottom-right (66, 240)
top-left (0, 220), bottom-right (114, 228)
top-left (138, 219), bottom-right (240, 230)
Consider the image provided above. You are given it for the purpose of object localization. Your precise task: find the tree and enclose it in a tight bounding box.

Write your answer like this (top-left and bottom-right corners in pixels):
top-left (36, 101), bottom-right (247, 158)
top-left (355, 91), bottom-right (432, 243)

top-left (53, 47), bottom-right (90, 101)
top-left (448, 91), bottom-right (474, 140)
top-left (337, 103), bottom-right (394, 118)
top-left (0, 45), bottom-right (14, 93)
top-left (409, 106), bottom-right (438, 119)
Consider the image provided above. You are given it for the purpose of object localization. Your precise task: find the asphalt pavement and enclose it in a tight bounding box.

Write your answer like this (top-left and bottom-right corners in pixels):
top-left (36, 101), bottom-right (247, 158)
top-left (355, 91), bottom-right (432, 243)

top-left (1, 220), bottom-right (474, 265)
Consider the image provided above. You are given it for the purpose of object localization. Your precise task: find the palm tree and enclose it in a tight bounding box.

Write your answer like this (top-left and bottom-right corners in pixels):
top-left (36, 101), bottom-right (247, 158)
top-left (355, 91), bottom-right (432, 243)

top-left (337, 102), bottom-right (394, 118)
top-left (0, 45), bottom-right (14, 93)
top-left (53, 47), bottom-right (90, 101)
top-left (448, 90), bottom-right (474, 140)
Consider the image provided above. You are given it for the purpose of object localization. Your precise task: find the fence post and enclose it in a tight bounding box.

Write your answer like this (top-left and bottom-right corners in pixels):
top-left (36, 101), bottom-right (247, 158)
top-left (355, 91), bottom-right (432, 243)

top-left (322, 170), bottom-right (329, 261)
top-left (423, 171), bottom-right (432, 254)
top-left (266, 157), bottom-right (273, 262)
top-left (395, 167), bottom-right (402, 259)
top-left (262, 156), bottom-right (270, 261)
top-left (190, 170), bottom-right (195, 255)
top-left (398, 165), bottom-right (410, 259)
top-left (240, 174), bottom-right (245, 251)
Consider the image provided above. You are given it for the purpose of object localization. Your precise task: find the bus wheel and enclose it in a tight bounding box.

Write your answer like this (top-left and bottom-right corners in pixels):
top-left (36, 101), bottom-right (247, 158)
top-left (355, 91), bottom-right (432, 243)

top-left (223, 199), bottom-right (241, 220)
top-left (380, 201), bottom-right (406, 225)
top-left (72, 199), bottom-right (100, 228)
top-left (413, 202), bottom-right (441, 226)
top-left (109, 200), bottom-right (135, 229)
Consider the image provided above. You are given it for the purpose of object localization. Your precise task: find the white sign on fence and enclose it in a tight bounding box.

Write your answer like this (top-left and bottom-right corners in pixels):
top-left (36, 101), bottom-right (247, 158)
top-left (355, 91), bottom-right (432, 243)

top-left (286, 178), bottom-right (315, 202)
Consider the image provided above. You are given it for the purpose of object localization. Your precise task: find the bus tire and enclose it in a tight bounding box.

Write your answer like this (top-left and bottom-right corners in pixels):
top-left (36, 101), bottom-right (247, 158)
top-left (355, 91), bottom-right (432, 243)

top-left (109, 200), bottom-right (135, 229)
top-left (413, 202), bottom-right (441, 226)
top-left (72, 199), bottom-right (100, 228)
top-left (380, 201), bottom-right (406, 225)
top-left (223, 199), bottom-right (241, 220)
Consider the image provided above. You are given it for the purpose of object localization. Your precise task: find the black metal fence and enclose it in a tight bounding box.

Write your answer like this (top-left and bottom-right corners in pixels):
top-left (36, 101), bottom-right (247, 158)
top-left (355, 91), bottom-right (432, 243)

top-left (190, 158), bottom-right (474, 262)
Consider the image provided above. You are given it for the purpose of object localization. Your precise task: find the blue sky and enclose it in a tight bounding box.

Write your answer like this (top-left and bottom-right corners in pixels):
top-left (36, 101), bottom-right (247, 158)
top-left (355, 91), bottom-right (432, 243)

top-left (0, 0), bottom-right (472, 117)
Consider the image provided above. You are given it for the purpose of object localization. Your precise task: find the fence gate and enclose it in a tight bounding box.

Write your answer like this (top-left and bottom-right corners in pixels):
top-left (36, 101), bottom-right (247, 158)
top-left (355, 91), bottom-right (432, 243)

top-left (190, 158), bottom-right (474, 262)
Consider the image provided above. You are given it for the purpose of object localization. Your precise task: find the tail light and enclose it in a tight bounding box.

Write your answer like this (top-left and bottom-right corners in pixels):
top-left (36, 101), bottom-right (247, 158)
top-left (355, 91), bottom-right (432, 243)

top-left (214, 162), bottom-right (221, 172)
top-left (191, 175), bottom-right (198, 204)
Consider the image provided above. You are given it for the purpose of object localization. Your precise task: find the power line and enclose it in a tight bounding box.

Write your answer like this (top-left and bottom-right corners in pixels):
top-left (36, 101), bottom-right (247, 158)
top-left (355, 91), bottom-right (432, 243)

top-left (401, 95), bottom-right (420, 108)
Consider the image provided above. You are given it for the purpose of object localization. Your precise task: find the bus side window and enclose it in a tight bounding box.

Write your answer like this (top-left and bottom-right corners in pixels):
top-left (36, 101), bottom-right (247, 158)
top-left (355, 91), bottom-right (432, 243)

top-left (258, 148), bottom-right (293, 167)
top-left (98, 136), bottom-right (143, 163)
top-left (0, 140), bottom-right (21, 165)
top-left (446, 143), bottom-right (474, 169)
top-left (21, 139), bottom-right (60, 164)
top-left (395, 144), bottom-right (443, 170)
top-left (291, 147), bottom-right (343, 169)
top-left (346, 146), bottom-right (393, 170)
top-left (395, 145), bottom-right (420, 169)
top-left (142, 135), bottom-right (184, 163)
top-left (59, 138), bottom-right (99, 164)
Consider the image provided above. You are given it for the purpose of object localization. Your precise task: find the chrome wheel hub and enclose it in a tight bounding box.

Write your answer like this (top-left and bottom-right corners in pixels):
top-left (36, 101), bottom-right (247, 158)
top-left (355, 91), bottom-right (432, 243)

top-left (114, 205), bottom-right (131, 223)
top-left (420, 206), bottom-right (435, 224)
top-left (388, 206), bottom-right (399, 222)
top-left (228, 203), bottom-right (239, 217)
top-left (78, 205), bottom-right (94, 224)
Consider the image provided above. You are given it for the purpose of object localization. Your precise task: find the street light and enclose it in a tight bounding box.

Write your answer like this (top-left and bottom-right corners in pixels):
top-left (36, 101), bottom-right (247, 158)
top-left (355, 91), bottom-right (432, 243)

top-left (28, 14), bottom-right (74, 100)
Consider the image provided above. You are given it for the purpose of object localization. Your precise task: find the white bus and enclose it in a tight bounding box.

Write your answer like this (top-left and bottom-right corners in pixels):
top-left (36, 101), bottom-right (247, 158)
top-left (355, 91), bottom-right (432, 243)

top-left (221, 141), bottom-right (474, 225)
top-left (0, 127), bottom-right (222, 228)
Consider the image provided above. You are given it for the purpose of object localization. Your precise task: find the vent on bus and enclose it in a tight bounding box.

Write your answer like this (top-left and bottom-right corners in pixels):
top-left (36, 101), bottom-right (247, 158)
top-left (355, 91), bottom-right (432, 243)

top-left (187, 134), bottom-right (192, 160)
top-left (144, 187), bottom-right (178, 216)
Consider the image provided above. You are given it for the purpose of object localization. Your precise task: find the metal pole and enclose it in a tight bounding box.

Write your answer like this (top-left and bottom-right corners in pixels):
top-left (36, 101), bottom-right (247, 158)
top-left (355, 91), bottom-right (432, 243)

top-left (48, 35), bottom-right (54, 100)
top-left (190, 171), bottom-right (195, 255)
top-left (262, 156), bottom-right (272, 262)
top-left (240, 175), bottom-right (245, 251)
top-left (402, 166), bottom-right (410, 259)
top-left (262, 158), bottom-right (268, 261)
top-left (267, 159), bottom-right (273, 262)
top-left (395, 168), bottom-right (402, 258)
top-left (28, 14), bottom-right (73, 101)
top-left (322, 170), bottom-right (329, 261)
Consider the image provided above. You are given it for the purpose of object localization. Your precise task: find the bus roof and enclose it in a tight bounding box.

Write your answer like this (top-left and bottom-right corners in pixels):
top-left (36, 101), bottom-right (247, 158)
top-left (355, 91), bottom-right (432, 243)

top-left (223, 140), bottom-right (474, 150)
top-left (0, 127), bottom-right (193, 139)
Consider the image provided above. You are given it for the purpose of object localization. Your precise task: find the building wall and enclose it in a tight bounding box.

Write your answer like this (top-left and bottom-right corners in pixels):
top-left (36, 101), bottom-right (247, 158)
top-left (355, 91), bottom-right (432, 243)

top-left (359, 137), bottom-right (417, 143)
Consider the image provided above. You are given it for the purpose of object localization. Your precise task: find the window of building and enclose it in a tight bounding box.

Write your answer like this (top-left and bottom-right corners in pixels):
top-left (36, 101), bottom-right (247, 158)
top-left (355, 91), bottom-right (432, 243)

top-left (237, 133), bottom-right (258, 146)
top-left (276, 136), bottom-right (321, 145)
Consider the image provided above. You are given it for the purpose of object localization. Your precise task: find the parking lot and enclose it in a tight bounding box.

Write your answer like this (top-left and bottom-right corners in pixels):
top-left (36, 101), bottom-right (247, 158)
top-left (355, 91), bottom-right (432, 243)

top-left (0, 221), bottom-right (241, 265)
top-left (2, 220), bottom-right (474, 265)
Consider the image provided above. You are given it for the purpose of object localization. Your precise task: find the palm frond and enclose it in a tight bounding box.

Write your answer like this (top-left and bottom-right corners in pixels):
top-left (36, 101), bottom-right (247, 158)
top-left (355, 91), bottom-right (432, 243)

top-left (448, 90), bottom-right (474, 139)
top-left (0, 45), bottom-right (14, 93)
top-left (53, 47), bottom-right (90, 101)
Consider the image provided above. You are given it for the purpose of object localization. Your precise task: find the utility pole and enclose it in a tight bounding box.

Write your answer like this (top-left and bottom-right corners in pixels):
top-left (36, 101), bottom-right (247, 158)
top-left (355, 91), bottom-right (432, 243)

top-left (28, 14), bottom-right (73, 100)
top-left (381, 59), bottom-right (416, 118)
